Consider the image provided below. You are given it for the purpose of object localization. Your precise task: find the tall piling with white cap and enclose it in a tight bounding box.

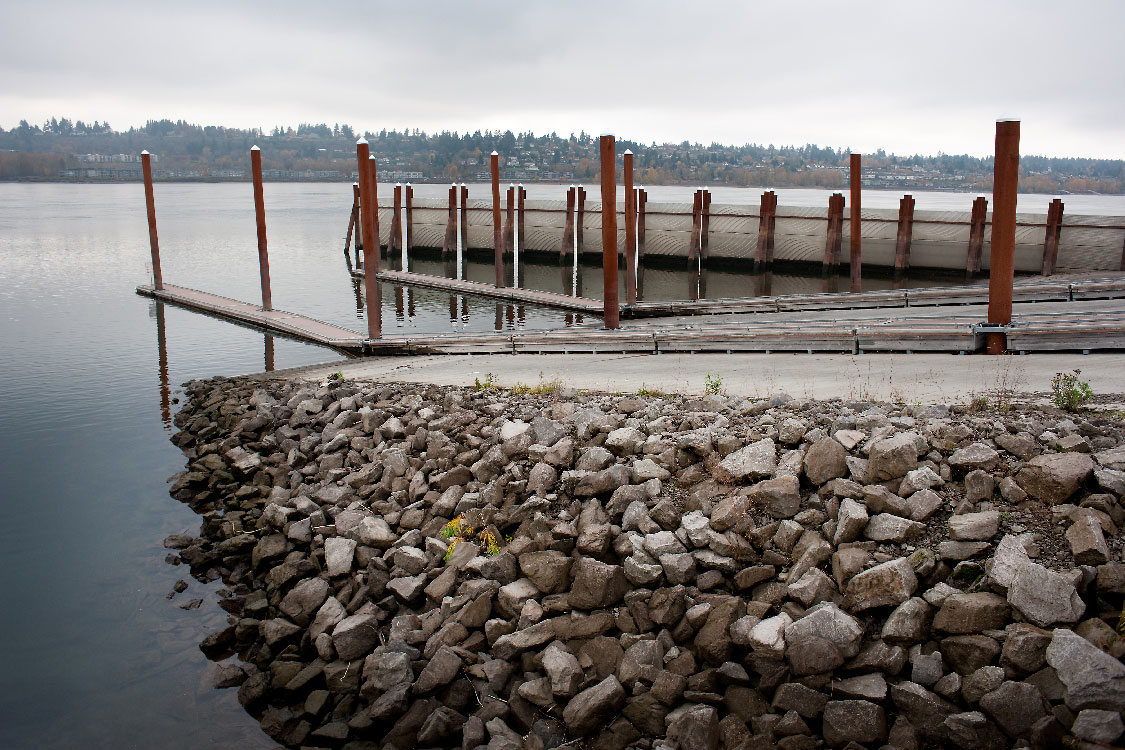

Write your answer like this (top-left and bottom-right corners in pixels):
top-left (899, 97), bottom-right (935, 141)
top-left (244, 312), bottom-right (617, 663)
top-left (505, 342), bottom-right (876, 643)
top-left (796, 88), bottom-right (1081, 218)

top-left (250, 145), bottom-right (272, 310)
top-left (490, 151), bottom-right (504, 287)
top-left (623, 150), bottom-right (636, 303)
top-left (141, 150), bottom-right (163, 290)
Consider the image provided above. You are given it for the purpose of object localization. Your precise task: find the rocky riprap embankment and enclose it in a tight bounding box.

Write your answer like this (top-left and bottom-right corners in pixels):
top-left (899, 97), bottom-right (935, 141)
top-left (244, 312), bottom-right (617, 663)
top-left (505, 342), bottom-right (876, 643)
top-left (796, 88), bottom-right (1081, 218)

top-left (163, 375), bottom-right (1125, 750)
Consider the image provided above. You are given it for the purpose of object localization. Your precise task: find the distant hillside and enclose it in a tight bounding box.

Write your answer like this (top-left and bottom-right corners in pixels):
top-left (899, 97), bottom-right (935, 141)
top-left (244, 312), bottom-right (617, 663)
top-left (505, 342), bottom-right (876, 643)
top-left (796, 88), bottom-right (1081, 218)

top-left (2, 117), bottom-right (1123, 193)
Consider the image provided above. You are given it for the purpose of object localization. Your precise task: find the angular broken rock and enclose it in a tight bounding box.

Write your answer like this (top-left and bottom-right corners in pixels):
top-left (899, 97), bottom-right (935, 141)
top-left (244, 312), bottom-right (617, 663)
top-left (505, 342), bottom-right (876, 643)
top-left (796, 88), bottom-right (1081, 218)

top-left (948, 443), bottom-right (1001, 472)
top-left (822, 699), bottom-right (888, 747)
top-left (804, 437), bottom-right (848, 485)
top-left (1045, 628), bottom-right (1125, 712)
top-left (331, 613), bottom-right (379, 661)
top-left (845, 558), bottom-right (917, 612)
top-left (933, 592), bottom-right (1009, 634)
top-left (1015, 452), bottom-right (1095, 505)
top-left (1007, 561), bottom-right (1084, 627)
top-left (568, 558), bottom-right (627, 609)
top-left (715, 438), bottom-right (776, 483)
top-left (563, 675), bottom-right (626, 735)
top-left (868, 432), bottom-right (924, 481)
top-left (783, 602), bottom-right (864, 658)
top-left (748, 475), bottom-right (801, 518)
top-left (948, 511), bottom-right (1000, 542)
top-left (834, 498), bottom-right (869, 545)
top-left (1066, 514), bottom-right (1110, 565)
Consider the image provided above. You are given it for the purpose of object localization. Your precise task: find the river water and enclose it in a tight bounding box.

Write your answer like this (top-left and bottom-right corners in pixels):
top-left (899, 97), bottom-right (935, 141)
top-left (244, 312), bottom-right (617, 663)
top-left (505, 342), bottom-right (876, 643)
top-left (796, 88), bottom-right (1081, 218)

top-left (1, 182), bottom-right (1122, 748)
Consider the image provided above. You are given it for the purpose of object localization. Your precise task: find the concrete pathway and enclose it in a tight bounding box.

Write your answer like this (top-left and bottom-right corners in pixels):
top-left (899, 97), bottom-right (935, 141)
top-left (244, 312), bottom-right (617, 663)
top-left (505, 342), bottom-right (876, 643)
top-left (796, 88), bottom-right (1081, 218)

top-left (270, 351), bottom-right (1125, 405)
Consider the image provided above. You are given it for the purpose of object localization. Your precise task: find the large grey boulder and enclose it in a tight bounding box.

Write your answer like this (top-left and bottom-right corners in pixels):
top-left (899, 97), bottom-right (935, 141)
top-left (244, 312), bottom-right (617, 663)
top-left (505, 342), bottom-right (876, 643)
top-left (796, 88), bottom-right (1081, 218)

top-left (845, 558), bottom-right (917, 611)
top-left (1045, 628), bottom-right (1125, 711)
top-left (948, 511), bottom-right (1000, 541)
top-left (331, 613), bottom-right (379, 660)
top-left (869, 432), bottom-right (925, 480)
top-left (715, 438), bottom-right (776, 483)
top-left (943, 711), bottom-right (1007, 750)
top-left (748, 475), bottom-right (801, 518)
top-left (569, 558), bottom-right (627, 609)
top-left (324, 537), bottom-right (356, 577)
top-left (948, 443), bottom-right (1001, 472)
top-left (783, 602), bottom-right (864, 658)
top-left (822, 700), bottom-right (887, 747)
top-left (804, 437), bottom-right (848, 485)
top-left (279, 577), bottom-right (329, 625)
top-left (518, 550), bottom-right (572, 594)
top-left (933, 592), bottom-right (1009, 634)
top-left (891, 681), bottom-right (960, 740)
top-left (833, 498), bottom-right (868, 545)
top-left (563, 675), bottom-right (626, 735)
top-left (979, 680), bottom-right (1049, 739)
top-left (1007, 561), bottom-right (1084, 627)
top-left (1015, 452), bottom-right (1094, 504)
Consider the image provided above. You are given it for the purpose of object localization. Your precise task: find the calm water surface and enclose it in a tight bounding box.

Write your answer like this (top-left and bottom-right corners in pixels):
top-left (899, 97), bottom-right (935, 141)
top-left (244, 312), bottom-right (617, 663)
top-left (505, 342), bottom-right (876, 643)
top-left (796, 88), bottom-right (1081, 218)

top-left (1, 182), bottom-right (1123, 748)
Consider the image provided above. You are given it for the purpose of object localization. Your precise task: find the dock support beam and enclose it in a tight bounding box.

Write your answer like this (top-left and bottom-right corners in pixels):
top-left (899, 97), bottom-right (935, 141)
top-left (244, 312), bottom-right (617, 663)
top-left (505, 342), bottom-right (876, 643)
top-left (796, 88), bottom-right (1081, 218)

top-left (967, 196), bottom-right (988, 275)
top-left (351, 183), bottom-right (363, 267)
top-left (459, 184), bottom-right (469, 258)
top-left (250, 146), bottom-right (273, 311)
top-left (850, 153), bottom-right (862, 293)
top-left (576, 186), bottom-right (587, 258)
top-left (701, 188), bottom-right (711, 264)
top-left (518, 185), bottom-right (526, 254)
top-left (504, 185), bottom-right (515, 257)
top-left (756, 191), bottom-right (776, 270)
top-left (599, 134), bottom-right (620, 329)
top-left (490, 152), bottom-right (504, 287)
top-left (823, 192), bottom-right (844, 271)
top-left (624, 151), bottom-right (637, 304)
top-left (1041, 198), bottom-right (1063, 275)
top-left (689, 190), bottom-right (702, 264)
top-left (987, 119), bottom-right (1020, 355)
top-left (893, 194), bottom-right (915, 276)
top-left (442, 184), bottom-right (457, 256)
top-left (356, 139), bottom-right (381, 339)
top-left (562, 185), bottom-right (576, 259)
top-left (390, 184), bottom-right (402, 258)
top-left (637, 188), bottom-right (647, 300)
top-left (141, 150), bottom-right (163, 290)
top-left (405, 183), bottom-right (414, 260)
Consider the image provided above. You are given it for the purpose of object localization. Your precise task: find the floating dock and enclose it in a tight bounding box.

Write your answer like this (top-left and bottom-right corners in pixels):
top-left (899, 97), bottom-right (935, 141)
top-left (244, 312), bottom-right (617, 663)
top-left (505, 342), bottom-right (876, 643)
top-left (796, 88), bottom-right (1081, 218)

top-left (136, 284), bottom-right (367, 351)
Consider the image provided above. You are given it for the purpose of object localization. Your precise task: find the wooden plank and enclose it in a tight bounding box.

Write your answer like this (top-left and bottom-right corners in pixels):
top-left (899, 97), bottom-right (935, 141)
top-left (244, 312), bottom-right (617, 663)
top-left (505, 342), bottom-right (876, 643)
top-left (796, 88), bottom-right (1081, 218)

top-left (136, 283), bottom-right (366, 349)
top-left (364, 269), bottom-right (603, 313)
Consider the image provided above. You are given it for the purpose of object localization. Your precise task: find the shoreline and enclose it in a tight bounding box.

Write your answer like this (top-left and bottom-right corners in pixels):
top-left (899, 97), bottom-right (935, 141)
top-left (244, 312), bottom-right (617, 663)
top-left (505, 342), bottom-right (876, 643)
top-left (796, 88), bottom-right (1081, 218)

top-left (163, 374), bottom-right (1125, 748)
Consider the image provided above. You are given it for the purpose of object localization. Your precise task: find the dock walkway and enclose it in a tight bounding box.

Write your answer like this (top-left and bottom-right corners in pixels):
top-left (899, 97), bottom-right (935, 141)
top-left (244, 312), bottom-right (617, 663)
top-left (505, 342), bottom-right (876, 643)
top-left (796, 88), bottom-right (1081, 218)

top-left (136, 284), bottom-right (367, 351)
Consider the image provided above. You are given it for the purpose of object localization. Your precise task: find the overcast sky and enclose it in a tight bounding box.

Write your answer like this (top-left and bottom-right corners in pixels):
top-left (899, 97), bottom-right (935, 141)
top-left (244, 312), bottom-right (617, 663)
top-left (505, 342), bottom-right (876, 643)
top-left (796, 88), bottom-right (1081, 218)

top-left (4, 0), bottom-right (1123, 158)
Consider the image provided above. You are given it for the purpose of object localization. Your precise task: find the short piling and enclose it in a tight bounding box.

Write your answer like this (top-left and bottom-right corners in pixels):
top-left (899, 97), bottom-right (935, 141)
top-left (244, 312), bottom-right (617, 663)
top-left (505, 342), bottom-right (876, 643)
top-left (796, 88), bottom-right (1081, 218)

top-left (1040, 198), bottom-right (1063, 275)
top-left (250, 146), bottom-right (272, 310)
top-left (637, 188), bottom-right (647, 299)
top-left (459, 184), bottom-right (469, 256)
top-left (141, 150), bottom-right (163, 290)
top-left (849, 153), bottom-right (862, 293)
top-left (504, 185), bottom-right (515, 256)
top-left (624, 151), bottom-right (637, 304)
top-left (490, 151), bottom-right (504, 287)
top-left (518, 185), bottom-right (526, 255)
top-left (967, 196), bottom-right (988, 275)
top-left (823, 192), bottom-right (844, 270)
top-left (599, 135), bottom-right (620, 329)
top-left (576, 186), bottom-right (587, 258)
top-left (689, 190), bottom-right (702, 264)
top-left (405, 183), bottom-right (414, 258)
top-left (561, 186), bottom-right (576, 259)
top-left (355, 139), bottom-right (381, 339)
top-left (390, 184), bottom-right (403, 256)
top-left (893, 194), bottom-right (915, 276)
top-left (987, 119), bottom-right (1020, 354)
top-left (700, 188), bottom-right (711, 262)
top-left (442, 184), bottom-right (457, 256)
top-left (350, 183), bottom-right (363, 267)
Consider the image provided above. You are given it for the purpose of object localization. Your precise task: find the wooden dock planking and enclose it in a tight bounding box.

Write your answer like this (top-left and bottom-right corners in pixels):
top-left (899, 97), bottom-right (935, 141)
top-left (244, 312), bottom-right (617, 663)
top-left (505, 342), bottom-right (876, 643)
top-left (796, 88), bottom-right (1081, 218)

top-left (355, 268), bottom-right (603, 314)
top-left (136, 283), bottom-right (367, 350)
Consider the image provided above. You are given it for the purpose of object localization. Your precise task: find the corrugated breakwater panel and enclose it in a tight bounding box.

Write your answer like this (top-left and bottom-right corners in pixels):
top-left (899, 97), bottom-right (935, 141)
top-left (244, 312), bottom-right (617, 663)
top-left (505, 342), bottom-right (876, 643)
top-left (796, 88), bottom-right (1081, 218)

top-left (385, 198), bottom-right (1125, 273)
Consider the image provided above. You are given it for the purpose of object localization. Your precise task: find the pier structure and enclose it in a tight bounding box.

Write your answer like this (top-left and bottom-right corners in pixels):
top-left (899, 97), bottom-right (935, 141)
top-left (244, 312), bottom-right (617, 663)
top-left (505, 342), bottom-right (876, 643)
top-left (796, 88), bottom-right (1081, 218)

top-left (136, 123), bottom-right (1125, 357)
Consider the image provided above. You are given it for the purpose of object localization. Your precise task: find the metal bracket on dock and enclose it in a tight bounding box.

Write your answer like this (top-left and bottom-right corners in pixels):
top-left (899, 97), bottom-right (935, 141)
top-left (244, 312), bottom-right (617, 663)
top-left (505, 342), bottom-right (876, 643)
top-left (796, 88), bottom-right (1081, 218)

top-left (970, 322), bottom-right (1027, 334)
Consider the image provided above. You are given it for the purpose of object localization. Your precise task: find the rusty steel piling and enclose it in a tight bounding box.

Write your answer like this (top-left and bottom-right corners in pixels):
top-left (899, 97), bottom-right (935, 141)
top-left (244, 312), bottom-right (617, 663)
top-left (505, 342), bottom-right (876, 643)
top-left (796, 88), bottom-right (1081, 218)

top-left (599, 135), bottom-right (620, 329)
top-left (141, 150), bottom-right (163, 290)
top-left (355, 139), bottom-right (381, 338)
top-left (987, 119), bottom-right (1020, 354)
top-left (624, 150), bottom-right (637, 304)
top-left (490, 152), bottom-right (504, 287)
top-left (849, 154), bottom-right (862, 293)
top-left (250, 146), bottom-right (272, 310)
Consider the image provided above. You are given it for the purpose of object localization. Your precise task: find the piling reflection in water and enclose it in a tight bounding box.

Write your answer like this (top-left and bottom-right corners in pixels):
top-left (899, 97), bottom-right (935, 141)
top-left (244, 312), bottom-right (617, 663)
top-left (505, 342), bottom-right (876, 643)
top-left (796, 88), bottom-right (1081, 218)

top-left (264, 334), bottom-right (275, 373)
top-left (154, 301), bottom-right (171, 431)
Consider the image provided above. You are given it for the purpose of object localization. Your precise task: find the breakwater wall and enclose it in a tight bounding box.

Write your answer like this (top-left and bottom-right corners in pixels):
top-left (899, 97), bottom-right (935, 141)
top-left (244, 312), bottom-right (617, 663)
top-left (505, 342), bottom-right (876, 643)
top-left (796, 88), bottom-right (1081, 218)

top-left (369, 197), bottom-right (1125, 274)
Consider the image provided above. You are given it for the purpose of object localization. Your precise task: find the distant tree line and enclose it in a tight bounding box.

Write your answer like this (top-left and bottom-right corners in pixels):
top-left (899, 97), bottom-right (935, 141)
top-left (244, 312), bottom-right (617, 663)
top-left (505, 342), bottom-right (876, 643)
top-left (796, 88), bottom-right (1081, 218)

top-left (1, 117), bottom-right (1123, 193)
